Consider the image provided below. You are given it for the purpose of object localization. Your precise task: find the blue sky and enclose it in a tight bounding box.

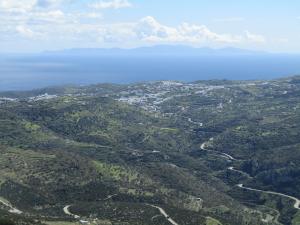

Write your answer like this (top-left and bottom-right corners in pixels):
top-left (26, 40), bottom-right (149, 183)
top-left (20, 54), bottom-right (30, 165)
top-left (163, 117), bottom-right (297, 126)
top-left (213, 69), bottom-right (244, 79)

top-left (1, 0), bottom-right (300, 53)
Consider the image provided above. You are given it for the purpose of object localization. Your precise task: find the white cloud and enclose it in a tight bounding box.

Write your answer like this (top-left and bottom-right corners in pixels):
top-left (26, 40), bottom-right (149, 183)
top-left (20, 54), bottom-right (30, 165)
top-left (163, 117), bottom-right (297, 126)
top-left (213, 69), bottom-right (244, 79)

top-left (275, 38), bottom-right (289, 43)
top-left (0, 0), bottom-right (36, 12)
top-left (180, 23), bottom-right (242, 43)
top-left (135, 16), bottom-right (178, 41)
top-left (0, 0), bottom-right (67, 13)
top-left (134, 16), bottom-right (243, 44)
top-left (89, 0), bottom-right (132, 9)
top-left (16, 25), bottom-right (41, 38)
top-left (35, 0), bottom-right (63, 8)
top-left (0, 7), bottom-right (267, 48)
top-left (31, 10), bottom-right (65, 23)
top-left (213, 17), bottom-right (245, 23)
top-left (84, 12), bottom-right (103, 19)
top-left (245, 30), bottom-right (266, 43)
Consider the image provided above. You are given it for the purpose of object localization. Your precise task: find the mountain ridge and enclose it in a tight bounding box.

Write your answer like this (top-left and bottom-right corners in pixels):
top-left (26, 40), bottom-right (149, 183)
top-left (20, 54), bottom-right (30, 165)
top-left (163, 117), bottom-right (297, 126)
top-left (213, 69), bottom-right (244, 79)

top-left (43, 45), bottom-right (267, 55)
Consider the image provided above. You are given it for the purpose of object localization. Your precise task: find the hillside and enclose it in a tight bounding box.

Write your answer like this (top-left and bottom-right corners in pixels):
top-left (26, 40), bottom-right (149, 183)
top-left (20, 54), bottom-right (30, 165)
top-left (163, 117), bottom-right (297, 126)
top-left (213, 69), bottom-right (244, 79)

top-left (0, 76), bottom-right (300, 225)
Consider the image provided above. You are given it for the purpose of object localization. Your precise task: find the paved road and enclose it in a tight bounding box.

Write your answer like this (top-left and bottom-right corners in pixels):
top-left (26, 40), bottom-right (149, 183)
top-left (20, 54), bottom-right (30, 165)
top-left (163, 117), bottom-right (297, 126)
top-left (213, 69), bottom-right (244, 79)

top-left (103, 194), bottom-right (117, 201)
top-left (63, 203), bottom-right (179, 225)
top-left (63, 205), bottom-right (80, 219)
top-left (237, 184), bottom-right (300, 210)
top-left (201, 138), bottom-right (300, 212)
top-left (228, 167), bottom-right (252, 178)
top-left (148, 205), bottom-right (179, 225)
top-left (0, 197), bottom-right (22, 214)
top-left (187, 117), bottom-right (203, 127)
top-left (200, 142), bottom-right (236, 160)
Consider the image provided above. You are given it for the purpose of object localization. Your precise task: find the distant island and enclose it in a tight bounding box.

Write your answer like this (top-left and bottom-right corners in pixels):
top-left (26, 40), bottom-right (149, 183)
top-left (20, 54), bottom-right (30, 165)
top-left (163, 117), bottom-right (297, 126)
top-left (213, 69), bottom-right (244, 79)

top-left (44, 45), bottom-right (266, 55)
top-left (0, 45), bottom-right (300, 91)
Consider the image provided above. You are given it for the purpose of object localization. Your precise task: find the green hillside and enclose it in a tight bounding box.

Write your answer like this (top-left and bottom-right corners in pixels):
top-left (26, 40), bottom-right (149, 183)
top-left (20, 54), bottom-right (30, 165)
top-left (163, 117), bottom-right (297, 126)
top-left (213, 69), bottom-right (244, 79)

top-left (1, 76), bottom-right (300, 225)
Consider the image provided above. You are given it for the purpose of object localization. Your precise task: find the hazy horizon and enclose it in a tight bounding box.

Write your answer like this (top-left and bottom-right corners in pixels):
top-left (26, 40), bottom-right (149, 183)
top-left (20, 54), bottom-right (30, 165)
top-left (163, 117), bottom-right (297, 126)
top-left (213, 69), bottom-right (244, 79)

top-left (1, 45), bottom-right (297, 55)
top-left (1, 1), bottom-right (300, 90)
top-left (1, 48), bottom-right (300, 91)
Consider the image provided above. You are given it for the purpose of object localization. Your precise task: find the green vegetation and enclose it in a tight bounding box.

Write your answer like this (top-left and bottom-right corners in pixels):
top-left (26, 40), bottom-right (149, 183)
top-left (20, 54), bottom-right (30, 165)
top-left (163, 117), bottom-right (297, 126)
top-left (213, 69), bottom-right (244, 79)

top-left (206, 217), bottom-right (222, 225)
top-left (292, 211), bottom-right (300, 225)
top-left (0, 76), bottom-right (300, 224)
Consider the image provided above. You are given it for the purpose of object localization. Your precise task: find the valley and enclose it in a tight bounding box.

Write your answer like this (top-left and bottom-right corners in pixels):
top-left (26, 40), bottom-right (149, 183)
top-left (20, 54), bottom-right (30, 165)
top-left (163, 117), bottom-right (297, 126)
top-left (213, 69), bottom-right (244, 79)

top-left (0, 76), bottom-right (300, 225)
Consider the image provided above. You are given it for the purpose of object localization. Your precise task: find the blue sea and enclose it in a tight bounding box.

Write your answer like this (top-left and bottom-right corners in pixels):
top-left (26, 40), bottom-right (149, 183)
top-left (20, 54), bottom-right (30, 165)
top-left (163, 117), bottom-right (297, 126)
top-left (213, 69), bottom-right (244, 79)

top-left (1, 53), bottom-right (300, 91)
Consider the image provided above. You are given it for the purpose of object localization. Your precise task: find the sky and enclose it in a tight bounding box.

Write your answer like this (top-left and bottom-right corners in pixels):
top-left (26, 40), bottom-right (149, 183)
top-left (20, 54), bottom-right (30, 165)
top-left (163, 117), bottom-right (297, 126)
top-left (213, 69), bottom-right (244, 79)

top-left (0, 0), bottom-right (300, 53)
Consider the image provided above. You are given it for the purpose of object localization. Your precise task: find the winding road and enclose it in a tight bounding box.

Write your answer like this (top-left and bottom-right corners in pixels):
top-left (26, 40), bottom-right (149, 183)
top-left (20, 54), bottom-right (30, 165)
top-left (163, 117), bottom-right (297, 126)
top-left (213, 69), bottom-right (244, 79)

top-left (237, 184), bottom-right (300, 210)
top-left (63, 203), bottom-right (179, 225)
top-left (62, 137), bottom-right (299, 225)
top-left (200, 142), bottom-right (236, 161)
top-left (187, 117), bottom-right (203, 127)
top-left (0, 197), bottom-right (22, 215)
top-left (63, 202), bottom-right (179, 225)
top-left (63, 205), bottom-right (80, 219)
top-left (200, 138), bottom-right (300, 212)
top-left (148, 205), bottom-right (179, 225)
top-left (228, 167), bottom-right (252, 179)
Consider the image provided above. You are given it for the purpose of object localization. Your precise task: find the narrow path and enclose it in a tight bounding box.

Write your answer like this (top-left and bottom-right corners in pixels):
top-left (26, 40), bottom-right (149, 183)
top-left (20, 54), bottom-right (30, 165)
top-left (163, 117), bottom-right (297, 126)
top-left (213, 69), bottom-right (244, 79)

top-left (103, 194), bottom-right (117, 201)
top-left (201, 139), bottom-right (300, 214)
top-left (148, 205), bottom-right (179, 225)
top-left (63, 203), bottom-right (179, 225)
top-left (187, 117), bottom-right (203, 127)
top-left (237, 184), bottom-right (300, 210)
top-left (0, 197), bottom-right (22, 214)
top-left (200, 142), bottom-right (236, 161)
top-left (63, 205), bottom-right (80, 219)
top-left (63, 195), bottom-right (117, 224)
top-left (228, 167), bottom-right (252, 179)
